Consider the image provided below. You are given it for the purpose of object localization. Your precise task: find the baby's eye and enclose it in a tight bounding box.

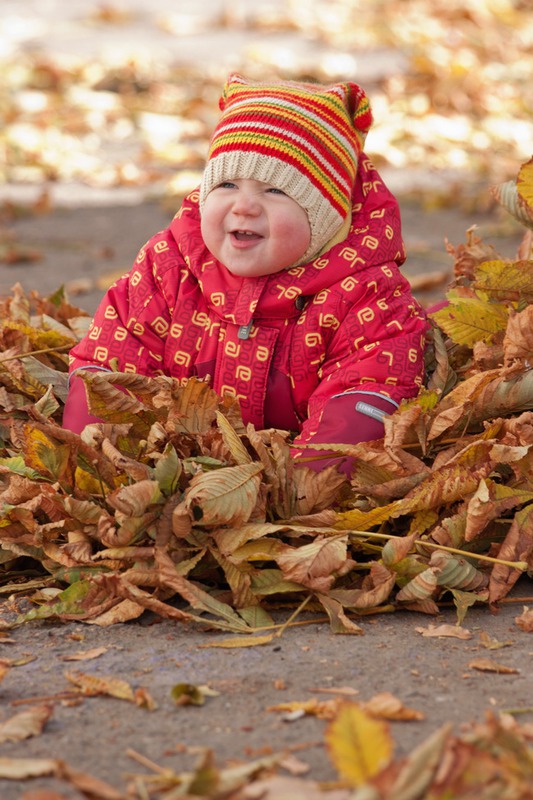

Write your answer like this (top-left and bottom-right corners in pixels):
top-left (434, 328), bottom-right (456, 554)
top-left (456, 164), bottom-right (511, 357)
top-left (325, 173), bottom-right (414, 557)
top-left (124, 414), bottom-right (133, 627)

top-left (266, 187), bottom-right (286, 196)
top-left (217, 181), bottom-right (237, 189)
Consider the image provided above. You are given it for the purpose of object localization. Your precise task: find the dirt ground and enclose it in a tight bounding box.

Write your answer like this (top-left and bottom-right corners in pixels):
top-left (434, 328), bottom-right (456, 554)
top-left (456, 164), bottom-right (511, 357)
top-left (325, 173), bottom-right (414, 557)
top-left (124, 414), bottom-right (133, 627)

top-left (0, 581), bottom-right (531, 799)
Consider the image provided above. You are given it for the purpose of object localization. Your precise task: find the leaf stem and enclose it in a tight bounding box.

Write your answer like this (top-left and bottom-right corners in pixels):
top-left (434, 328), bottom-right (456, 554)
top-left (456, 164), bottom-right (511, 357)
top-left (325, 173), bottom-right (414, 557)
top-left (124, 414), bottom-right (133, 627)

top-left (345, 530), bottom-right (528, 571)
top-left (0, 345), bottom-right (72, 364)
top-left (274, 593), bottom-right (312, 638)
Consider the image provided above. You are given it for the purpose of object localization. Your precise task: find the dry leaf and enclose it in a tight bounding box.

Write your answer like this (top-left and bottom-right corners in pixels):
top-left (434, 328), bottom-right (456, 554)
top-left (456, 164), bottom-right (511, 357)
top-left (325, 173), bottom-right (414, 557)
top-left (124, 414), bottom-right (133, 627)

top-left (0, 757), bottom-right (58, 779)
top-left (60, 646), bottom-right (108, 661)
top-left (0, 705), bottom-right (53, 743)
top-left (479, 631), bottom-right (514, 649)
top-left (64, 670), bottom-right (154, 706)
top-left (325, 702), bottom-right (393, 787)
top-left (515, 605), bottom-right (533, 632)
top-left (363, 692), bottom-right (425, 721)
top-left (268, 698), bottom-right (342, 720)
top-left (416, 624), bottom-right (472, 639)
top-left (197, 634), bottom-right (274, 649)
top-left (468, 658), bottom-right (519, 674)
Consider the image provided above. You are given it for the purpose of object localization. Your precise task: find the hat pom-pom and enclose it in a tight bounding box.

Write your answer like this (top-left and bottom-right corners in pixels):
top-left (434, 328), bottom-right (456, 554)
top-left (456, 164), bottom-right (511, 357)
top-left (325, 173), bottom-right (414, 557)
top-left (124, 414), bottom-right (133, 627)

top-left (345, 83), bottom-right (373, 139)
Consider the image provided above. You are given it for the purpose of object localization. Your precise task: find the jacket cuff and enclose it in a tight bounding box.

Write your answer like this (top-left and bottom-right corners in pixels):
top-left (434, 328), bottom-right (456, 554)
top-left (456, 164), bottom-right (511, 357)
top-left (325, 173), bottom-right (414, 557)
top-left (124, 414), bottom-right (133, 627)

top-left (292, 391), bottom-right (398, 474)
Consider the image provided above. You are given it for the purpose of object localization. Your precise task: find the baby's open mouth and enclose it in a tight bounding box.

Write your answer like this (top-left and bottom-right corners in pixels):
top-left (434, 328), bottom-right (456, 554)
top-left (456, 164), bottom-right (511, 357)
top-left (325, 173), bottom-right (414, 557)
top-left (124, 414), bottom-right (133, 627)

top-left (231, 230), bottom-right (262, 241)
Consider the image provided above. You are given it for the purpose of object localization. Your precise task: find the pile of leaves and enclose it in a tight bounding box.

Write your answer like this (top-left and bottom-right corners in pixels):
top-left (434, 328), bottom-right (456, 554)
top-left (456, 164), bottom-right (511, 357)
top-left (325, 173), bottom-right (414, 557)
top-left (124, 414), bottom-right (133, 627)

top-left (0, 160), bottom-right (532, 636)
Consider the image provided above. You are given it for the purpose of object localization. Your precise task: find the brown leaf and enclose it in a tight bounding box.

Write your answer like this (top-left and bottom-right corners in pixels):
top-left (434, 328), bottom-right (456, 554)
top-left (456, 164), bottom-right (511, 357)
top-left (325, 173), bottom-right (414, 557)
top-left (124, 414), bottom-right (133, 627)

top-left (0, 757), bottom-right (58, 779)
top-left (489, 502), bottom-right (533, 603)
top-left (416, 624), bottom-right (472, 639)
top-left (479, 631), bottom-right (514, 649)
top-left (63, 670), bottom-right (154, 706)
top-left (363, 691), bottom-right (425, 721)
top-left (503, 306), bottom-right (533, 368)
top-left (515, 605), bottom-right (533, 632)
top-left (468, 658), bottom-right (519, 674)
top-left (268, 698), bottom-right (342, 720)
top-left (60, 646), bottom-right (108, 662)
top-left (446, 226), bottom-right (501, 281)
top-left (329, 562), bottom-right (396, 610)
top-left (276, 536), bottom-right (347, 593)
top-left (60, 763), bottom-right (124, 799)
top-left (0, 705), bottom-right (53, 743)
top-left (292, 465), bottom-right (347, 516)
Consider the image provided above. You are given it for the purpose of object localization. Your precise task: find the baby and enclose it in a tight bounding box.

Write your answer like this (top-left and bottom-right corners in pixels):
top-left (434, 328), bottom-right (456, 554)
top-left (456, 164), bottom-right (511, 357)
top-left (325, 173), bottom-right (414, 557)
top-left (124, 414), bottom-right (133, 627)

top-left (63, 73), bottom-right (428, 473)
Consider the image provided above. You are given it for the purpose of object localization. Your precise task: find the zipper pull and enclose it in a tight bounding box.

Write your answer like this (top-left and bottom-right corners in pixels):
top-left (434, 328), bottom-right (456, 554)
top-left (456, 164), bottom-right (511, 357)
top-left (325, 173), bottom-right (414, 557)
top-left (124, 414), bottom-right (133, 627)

top-left (238, 320), bottom-right (254, 340)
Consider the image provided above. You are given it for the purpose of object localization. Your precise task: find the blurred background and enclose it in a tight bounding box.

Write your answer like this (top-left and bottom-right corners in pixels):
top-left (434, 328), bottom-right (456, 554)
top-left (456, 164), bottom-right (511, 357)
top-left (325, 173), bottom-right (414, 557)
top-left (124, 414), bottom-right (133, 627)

top-left (1, 0), bottom-right (532, 311)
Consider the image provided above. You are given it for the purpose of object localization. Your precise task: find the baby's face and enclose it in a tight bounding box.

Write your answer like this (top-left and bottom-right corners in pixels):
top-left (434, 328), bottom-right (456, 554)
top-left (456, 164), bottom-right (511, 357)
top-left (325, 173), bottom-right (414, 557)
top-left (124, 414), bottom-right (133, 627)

top-left (200, 179), bottom-right (311, 278)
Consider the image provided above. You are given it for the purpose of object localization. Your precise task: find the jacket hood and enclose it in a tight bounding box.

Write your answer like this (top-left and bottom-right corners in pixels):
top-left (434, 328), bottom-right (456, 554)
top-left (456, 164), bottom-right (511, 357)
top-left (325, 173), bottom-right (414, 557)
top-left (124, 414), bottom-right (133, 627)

top-left (169, 154), bottom-right (405, 329)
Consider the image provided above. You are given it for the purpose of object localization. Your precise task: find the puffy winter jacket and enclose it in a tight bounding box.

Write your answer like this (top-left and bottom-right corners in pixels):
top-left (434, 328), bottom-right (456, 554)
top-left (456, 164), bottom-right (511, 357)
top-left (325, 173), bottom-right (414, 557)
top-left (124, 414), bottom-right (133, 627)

top-left (65, 155), bottom-right (428, 467)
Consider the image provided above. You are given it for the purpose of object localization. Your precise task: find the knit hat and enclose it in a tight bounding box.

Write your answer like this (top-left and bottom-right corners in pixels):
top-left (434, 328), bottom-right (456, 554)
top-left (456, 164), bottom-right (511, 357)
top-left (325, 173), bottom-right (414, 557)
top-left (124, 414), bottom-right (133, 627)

top-left (199, 73), bottom-right (373, 264)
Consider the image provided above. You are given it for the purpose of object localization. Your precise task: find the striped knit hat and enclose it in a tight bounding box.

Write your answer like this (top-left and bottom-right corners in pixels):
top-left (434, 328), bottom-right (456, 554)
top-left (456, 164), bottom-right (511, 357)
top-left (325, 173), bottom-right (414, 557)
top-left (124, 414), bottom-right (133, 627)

top-left (199, 74), bottom-right (373, 264)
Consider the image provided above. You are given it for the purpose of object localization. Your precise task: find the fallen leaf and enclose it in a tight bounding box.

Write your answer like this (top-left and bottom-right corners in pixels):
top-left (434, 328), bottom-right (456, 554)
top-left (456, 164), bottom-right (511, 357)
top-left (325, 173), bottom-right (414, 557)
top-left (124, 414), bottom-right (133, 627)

top-left (60, 763), bottom-right (124, 799)
top-left (468, 658), bottom-right (519, 674)
top-left (60, 646), bottom-right (109, 661)
top-left (515, 605), bottom-right (533, 632)
top-left (0, 757), bottom-right (58, 779)
top-left (64, 670), bottom-right (153, 707)
top-left (0, 705), bottom-right (53, 743)
top-left (197, 634), bottom-right (274, 649)
top-left (479, 631), bottom-right (514, 649)
top-left (278, 755), bottom-right (310, 776)
top-left (325, 702), bottom-right (393, 787)
top-left (363, 692), bottom-right (425, 721)
top-left (171, 683), bottom-right (220, 707)
top-left (268, 698), bottom-right (342, 720)
top-left (416, 624), bottom-right (472, 639)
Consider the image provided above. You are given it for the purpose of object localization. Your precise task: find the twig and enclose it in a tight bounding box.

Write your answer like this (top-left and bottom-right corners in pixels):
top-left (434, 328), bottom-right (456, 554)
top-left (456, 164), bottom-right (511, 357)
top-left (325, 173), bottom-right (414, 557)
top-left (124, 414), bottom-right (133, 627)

top-left (11, 691), bottom-right (81, 706)
top-left (0, 345), bottom-right (72, 364)
top-left (126, 748), bottom-right (170, 775)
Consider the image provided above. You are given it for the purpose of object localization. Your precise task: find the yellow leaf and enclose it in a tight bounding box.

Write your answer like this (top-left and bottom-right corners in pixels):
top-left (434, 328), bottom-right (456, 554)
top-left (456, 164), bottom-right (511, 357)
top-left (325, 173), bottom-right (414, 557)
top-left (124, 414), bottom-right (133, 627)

top-left (325, 702), bottom-right (393, 787)
top-left (215, 410), bottom-right (252, 465)
top-left (171, 682), bottom-right (219, 706)
top-left (198, 634), bottom-right (274, 649)
top-left (185, 463), bottom-right (263, 527)
top-left (517, 157), bottom-right (533, 206)
top-left (474, 259), bottom-right (533, 302)
top-left (432, 299), bottom-right (509, 346)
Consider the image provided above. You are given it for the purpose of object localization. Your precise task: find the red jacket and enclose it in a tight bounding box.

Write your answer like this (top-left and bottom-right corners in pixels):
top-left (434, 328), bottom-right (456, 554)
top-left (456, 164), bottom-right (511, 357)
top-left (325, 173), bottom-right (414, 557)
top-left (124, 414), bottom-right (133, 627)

top-left (65, 156), bottom-right (428, 462)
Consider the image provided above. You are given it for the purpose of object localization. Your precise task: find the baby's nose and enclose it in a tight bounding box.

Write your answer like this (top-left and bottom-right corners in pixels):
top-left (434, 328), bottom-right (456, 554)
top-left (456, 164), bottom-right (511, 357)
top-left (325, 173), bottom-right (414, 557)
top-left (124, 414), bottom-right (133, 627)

top-left (232, 191), bottom-right (261, 214)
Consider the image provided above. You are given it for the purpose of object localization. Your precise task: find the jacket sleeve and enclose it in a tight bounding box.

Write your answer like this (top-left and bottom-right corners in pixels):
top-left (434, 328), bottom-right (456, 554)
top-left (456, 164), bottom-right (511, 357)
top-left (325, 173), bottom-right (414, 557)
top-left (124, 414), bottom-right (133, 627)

top-left (64, 229), bottom-right (178, 432)
top-left (292, 276), bottom-right (428, 474)
top-left (69, 230), bottom-right (178, 377)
